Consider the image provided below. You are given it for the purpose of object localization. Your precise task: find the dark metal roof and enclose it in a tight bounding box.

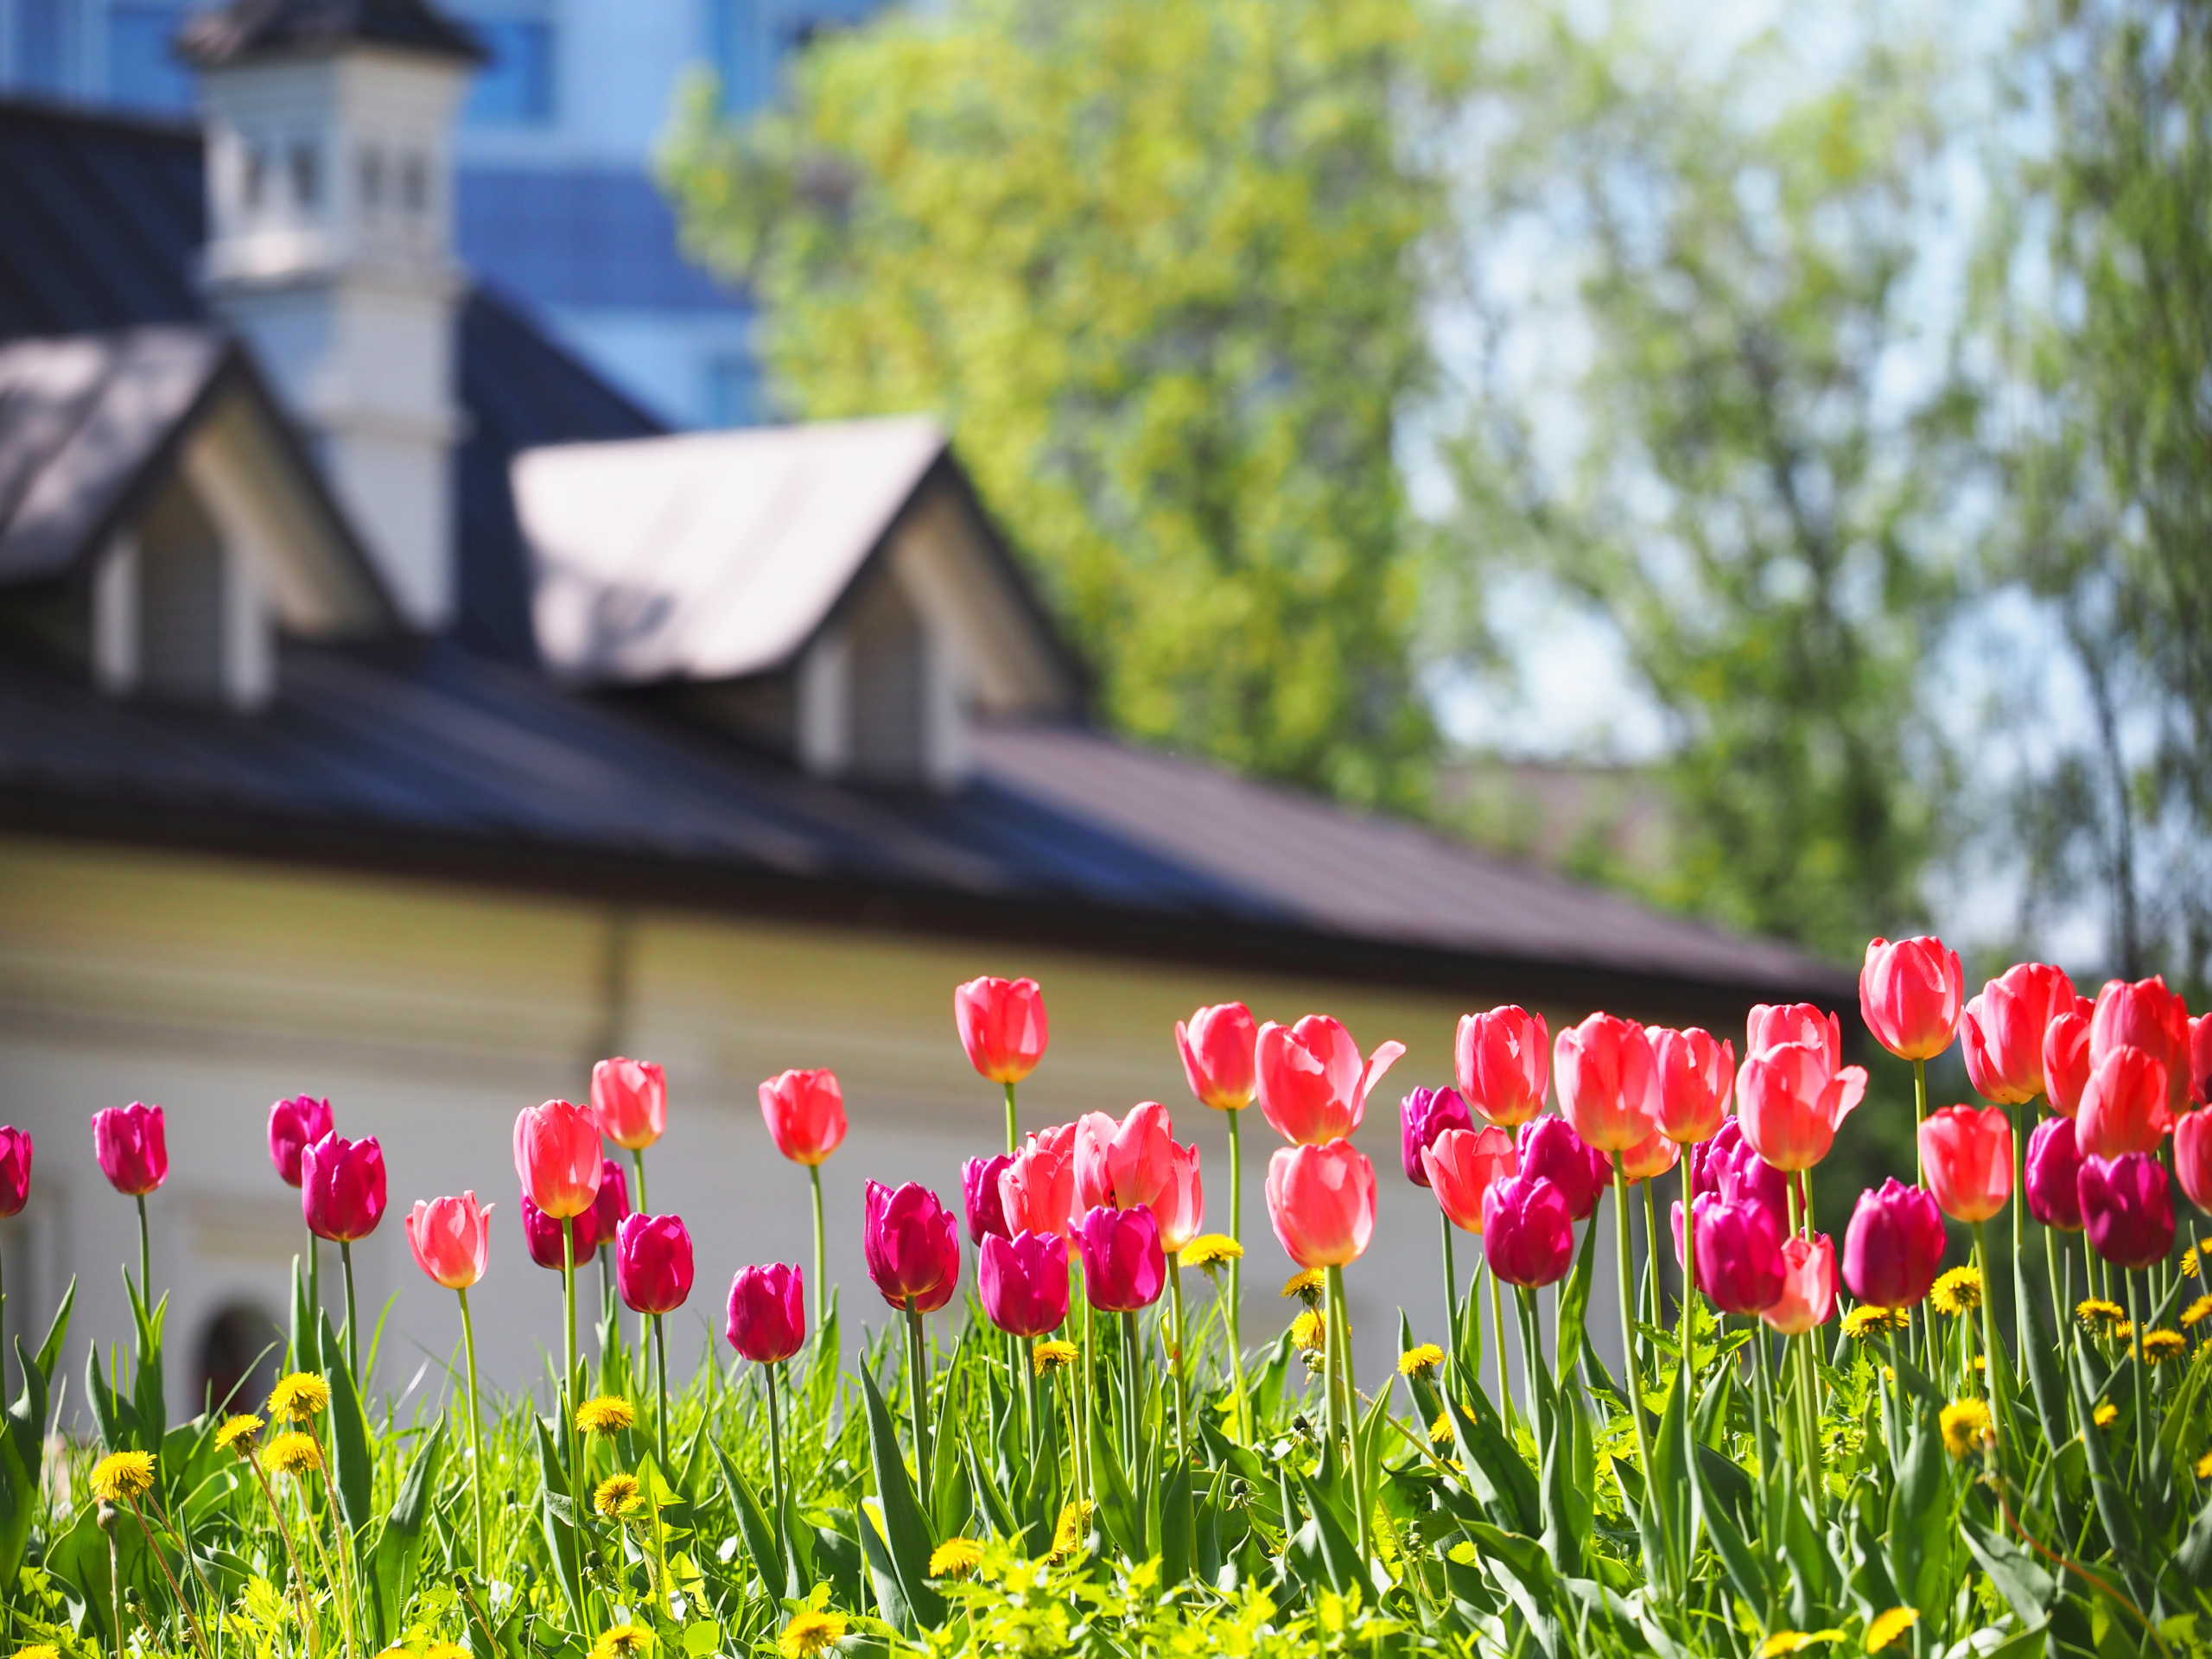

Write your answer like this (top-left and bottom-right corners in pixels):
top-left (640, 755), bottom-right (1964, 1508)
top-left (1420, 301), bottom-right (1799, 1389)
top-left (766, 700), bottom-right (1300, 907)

top-left (177, 0), bottom-right (486, 67)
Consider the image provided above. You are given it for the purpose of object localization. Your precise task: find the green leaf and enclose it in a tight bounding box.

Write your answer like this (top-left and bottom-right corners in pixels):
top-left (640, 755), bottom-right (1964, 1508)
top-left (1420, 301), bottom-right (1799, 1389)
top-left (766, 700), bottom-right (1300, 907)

top-left (323, 1317), bottom-right (376, 1537)
top-left (8, 1274), bottom-right (70, 1476)
top-left (369, 1417), bottom-right (448, 1646)
top-left (0, 1420), bottom-right (33, 1597)
top-left (1084, 1376), bottom-right (1143, 1561)
top-left (531, 1413), bottom-right (586, 1630)
top-left (856, 1365), bottom-right (944, 1629)
top-left (1689, 1412), bottom-right (1769, 1613)
top-left (1439, 1363), bottom-right (1540, 1534)
top-left (1554, 1213), bottom-right (1603, 1383)
top-left (2016, 1247), bottom-right (2072, 1449)
top-left (715, 1440), bottom-right (787, 1599)
top-left (1962, 1510), bottom-right (2056, 1627)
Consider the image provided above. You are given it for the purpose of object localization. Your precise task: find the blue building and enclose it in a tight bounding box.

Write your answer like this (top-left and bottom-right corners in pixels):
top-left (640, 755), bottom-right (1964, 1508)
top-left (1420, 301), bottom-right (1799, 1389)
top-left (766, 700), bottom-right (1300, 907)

top-left (0, 0), bottom-right (883, 426)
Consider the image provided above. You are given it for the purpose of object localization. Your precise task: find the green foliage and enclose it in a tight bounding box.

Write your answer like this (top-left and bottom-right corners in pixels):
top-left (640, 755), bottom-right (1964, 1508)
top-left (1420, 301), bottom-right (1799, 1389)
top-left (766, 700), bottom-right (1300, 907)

top-left (658, 0), bottom-right (1465, 810)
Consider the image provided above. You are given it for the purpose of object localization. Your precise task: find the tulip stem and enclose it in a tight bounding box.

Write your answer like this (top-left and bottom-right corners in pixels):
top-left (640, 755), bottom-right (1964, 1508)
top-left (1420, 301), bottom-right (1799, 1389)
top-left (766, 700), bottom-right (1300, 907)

top-left (2047, 1217), bottom-right (2074, 1408)
top-left (1225, 1106), bottom-right (1250, 1445)
top-left (561, 1216), bottom-right (583, 1622)
top-left (2124, 1269), bottom-right (2148, 1479)
top-left (903, 1298), bottom-right (932, 1491)
top-left (1681, 1189), bottom-right (1697, 1420)
top-left (1004, 1081), bottom-right (1019, 1159)
top-left (457, 1287), bottom-right (488, 1569)
top-left (765, 1358), bottom-right (786, 1560)
top-left (1120, 1311), bottom-right (1141, 1469)
top-left (306, 1233), bottom-right (321, 1371)
top-left (339, 1241), bottom-right (359, 1382)
top-left (135, 1194), bottom-right (150, 1304)
top-left (1489, 1264), bottom-right (1516, 1438)
top-left (1972, 1220), bottom-right (2004, 1459)
top-left (808, 1164), bottom-right (827, 1334)
top-left (630, 1147), bottom-right (648, 1214)
top-left (1439, 1209), bottom-right (1459, 1356)
top-left (652, 1312), bottom-right (671, 1476)
top-left (1166, 1254), bottom-right (1189, 1464)
top-left (1641, 1179), bottom-right (1663, 1336)
top-left (1912, 1058), bottom-right (1928, 1186)
top-left (1326, 1264), bottom-right (1370, 1564)
top-left (1611, 1158), bottom-right (1656, 1505)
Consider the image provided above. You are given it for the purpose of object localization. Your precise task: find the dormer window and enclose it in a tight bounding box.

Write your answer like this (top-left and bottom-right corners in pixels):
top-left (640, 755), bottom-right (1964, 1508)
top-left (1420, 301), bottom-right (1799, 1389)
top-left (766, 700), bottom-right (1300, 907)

top-left (358, 144), bottom-right (385, 213)
top-left (243, 142), bottom-right (270, 213)
top-left (289, 139), bottom-right (320, 210)
top-left (401, 153), bottom-right (429, 217)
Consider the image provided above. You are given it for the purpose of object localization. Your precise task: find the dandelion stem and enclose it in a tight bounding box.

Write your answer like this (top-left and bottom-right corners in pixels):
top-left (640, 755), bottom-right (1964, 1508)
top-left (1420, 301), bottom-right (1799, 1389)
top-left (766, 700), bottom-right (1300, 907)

top-left (124, 1495), bottom-right (213, 1659)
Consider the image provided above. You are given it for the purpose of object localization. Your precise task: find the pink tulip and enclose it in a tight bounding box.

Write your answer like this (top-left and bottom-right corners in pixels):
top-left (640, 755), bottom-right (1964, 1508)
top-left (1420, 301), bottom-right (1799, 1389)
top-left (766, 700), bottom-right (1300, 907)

top-left (301, 1134), bottom-right (386, 1243)
top-left (2192, 1014), bottom-right (2212, 1107)
top-left (726, 1264), bottom-right (806, 1363)
top-left (1454, 1007), bottom-right (1550, 1129)
top-left (999, 1125), bottom-right (1081, 1238)
top-left (1648, 1027), bottom-right (1733, 1145)
top-left (615, 1212), bottom-right (694, 1315)
top-left (759, 1069), bottom-right (847, 1166)
top-left (405, 1192), bottom-right (493, 1290)
top-left (0, 1127), bottom-right (30, 1218)
top-left (1073, 1103), bottom-right (1204, 1249)
top-left (863, 1180), bottom-right (961, 1312)
top-left (267, 1096), bottom-right (334, 1189)
top-left (1682, 1195), bottom-right (1785, 1315)
top-left (1859, 935), bottom-right (1965, 1062)
top-left (2078, 1153), bottom-right (2174, 1270)
top-left (1620, 1126), bottom-right (1680, 1184)
top-left (1841, 1179), bottom-right (1946, 1309)
top-left (590, 1056), bottom-right (666, 1152)
top-left (2177, 1110), bottom-right (2212, 1215)
top-left (1177, 1002), bottom-right (1259, 1109)
top-left (956, 976), bottom-right (1049, 1084)
top-left (2076, 1046), bottom-right (2173, 1159)
top-left (521, 1189), bottom-right (604, 1268)
top-left (1481, 1174), bottom-right (1574, 1288)
top-left (1079, 1205), bottom-right (1166, 1312)
top-left (1553, 1013), bottom-right (1661, 1154)
top-left (1918, 1104), bottom-right (2013, 1224)
top-left (1961, 963), bottom-right (2076, 1106)
top-left (1516, 1115), bottom-right (1609, 1223)
top-left (1762, 1235), bottom-right (1837, 1335)
top-left (2043, 1005), bottom-right (2095, 1116)
top-left (963, 1154), bottom-right (1015, 1244)
top-left (512, 1099), bottom-right (602, 1220)
top-left (1745, 1003), bottom-right (1845, 1073)
top-left (2025, 1116), bottom-right (2084, 1232)
top-left (1421, 1126), bottom-right (1516, 1234)
top-left (1255, 1015), bottom-right (1404, 1146)
top-left (2089, 976), bottom-right (2190, 1111)
top-left (1401, 1086), bottom-right (1477, 1186)
top-left (92, 1103), bottom-right (166, 1197)
top-left (981, 1230), bottom-right (1071, 1335)
top-left (1735, 1040), bottom-right (1867, 1172)
top-left (1264, 1141), bottom-right (1377, 1268)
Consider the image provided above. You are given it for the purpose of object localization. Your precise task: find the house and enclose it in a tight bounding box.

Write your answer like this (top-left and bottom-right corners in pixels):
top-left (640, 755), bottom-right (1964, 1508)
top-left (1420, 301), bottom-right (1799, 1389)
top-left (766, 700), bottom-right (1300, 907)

top-left (0, 0), bottom-right (1848, 1410)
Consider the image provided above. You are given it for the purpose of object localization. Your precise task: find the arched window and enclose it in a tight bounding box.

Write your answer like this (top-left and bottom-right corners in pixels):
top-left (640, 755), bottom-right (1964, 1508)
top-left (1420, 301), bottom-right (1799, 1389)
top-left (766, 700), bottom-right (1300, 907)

top-left (197, 1303), bottom-right (283, 1419)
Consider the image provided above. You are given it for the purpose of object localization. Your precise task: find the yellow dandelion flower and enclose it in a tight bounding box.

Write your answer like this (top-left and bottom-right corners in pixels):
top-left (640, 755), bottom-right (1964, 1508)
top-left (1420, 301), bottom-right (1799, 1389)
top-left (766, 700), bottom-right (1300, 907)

top-left (1971, 1356), bottom-right (1986, 1375)
top-left (265, 1431), bottom-right (322, 1478)
top-left (266, 1372), bottom-right (330, 1421)
top-left (1180, 1234), bottom-right (1243, 1272)
top-left (2183, 1295), bottom-right (2212, 1327)
top-left (2186, 1243), bottom-right (2207, 1279)
top-left (575, 1396), bottom-right (634, 1435)
top-left (88, 1450), bottom-right (156, 1503)
top-left (1048, 1499), bottom-right (1093, 1562)
top-left (1939, 1400), bottom-right (1993, 1459)
top-left (2094, 1402), bottom-right (2119, 1428)
top-left (1754, 1633), bottom-right (1832, 1656)
top-left (1842, 1306), bottom-right (1902, 1340)
top-left (1290, 1310), bottom-right (1327, 1354)
top-left (1929, 1266), bottom-right (1982, 1316)
top-left (16, 1642), bottom-right (61, 1659)
top-left (2196, 1449), bottom-right (2212, 1480)
top-left (1281, 1268), bottom-right (1325, 1307)
top-left (424, 1645), bottom-right (470, 1659)
top-left (1398, 1344), bottom-right (1445, 1377)
top-left (1428, 1412), bottom-right (1454, 1446)
top-left (777, 1610), bottom-right (846, 1659)
top-left (928, 1537), bottom-right (983, 1578)
top-left (594, 1473), bottom-right (641, 1517)
top-left (214, 1414), bottom-right (263, 1452)
top-left (2076, 1298), bottom-right (2125, 1332)
top-left (1866, 1607), bottom-right (1919, 1651)
top-left (2113, 1319), bottom-right (2134, 1344)
top-left (590, 1624), bottom-right (651, 1659)
top-left (1033, 1339), bottom-right (1077, 1376)
top-left (2144, 1329), bottom-right (2188, 1364)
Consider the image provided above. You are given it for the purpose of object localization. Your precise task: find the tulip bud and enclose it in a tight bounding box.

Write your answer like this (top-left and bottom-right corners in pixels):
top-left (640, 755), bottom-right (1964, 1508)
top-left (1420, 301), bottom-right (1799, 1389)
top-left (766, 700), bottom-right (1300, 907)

top-left (726, 1264), bottom-right (806, 1364)
top-left (590, 1056), bottom-right (666, 1153)
top-left (1918, 1104), bottom-right (2013, 1224)
top-left (92, 1103), bottom-right (167, 1198)
top-left (1176, 1003), bottom-right (1258, 1110)
top-left (0, 1126), bottom-right (31, 1219)
top-left (521, 1188), bottom-right (602, 1269)
top-left (1735, 1040), bottom-right (1867, 1173)
top-left (267, 1096), bottom-right (334, 1189)
top-left (1553, 1013), bottom-right (1661, 1154)
top-left (1859, 935), bottom-right (1965, 1062)
top-left (2025, 1116), bottom-right (2084, 1232)
top-left (2044, 1006), bottom-right (2094, 1116)
top-left (2078, 1153), bottom-right (2174, 1270)
top-left (405, 1192), bottom-right (493, 1291)
top-left (1515, 1115), bottom-right (1608, 1224)
top-left (1480, 1174), bottom-right (1574, 1288)
top-left (862, 1180), bottom-right (960, 1312)
top-left (301, 1133), bottom-right (386, 1243)
top-left (512, 1099), bottom-right (602, 1220)
top-left (1421, 1126), bottom-right (1516, 1234)
top-left (2089, 976), bottom-right (2190, 1111)
top-left (1648, 1027), bottom-right (1733, 1146)
top-left (1841, 1178), bottom-right (1947, 1309)
top-left (1453, 1007), bottom-right (1550, 1129)
top-left (1078, 1204), bottom-right (1166, 1312)
top-left (1400, 1086), bottom-right (1477, 1187)
top-left (963, 1154), bottom-right (1015, 1245)
top-left (759, 1069), bottom-right (847, 1167)
top-left (2177, 1110), bottom-right (2212, 1216)
top-left (1682, 1195), bottom-right (1785, 1316)
top-left (1263, 1141), bottom-right (1377, 1268)
top-left (955, 976), bottom-right (1049, 1084)
top-left (1255, 1015), bottom-right (1404, 1146)
top-left (1960, 963), bottom-right (2076, 1106)
top-left (979, 1230), bottom-right (1071, 1336)
top-left (1762, 1235), bottom-right (1837, 1335)
top-left (999, 1126), bottom-right (1081, 1239)
top-left (615, 1212), bottom-right (695, 1315)
top-left (2076, 1046), bottom-right (2173, 1159)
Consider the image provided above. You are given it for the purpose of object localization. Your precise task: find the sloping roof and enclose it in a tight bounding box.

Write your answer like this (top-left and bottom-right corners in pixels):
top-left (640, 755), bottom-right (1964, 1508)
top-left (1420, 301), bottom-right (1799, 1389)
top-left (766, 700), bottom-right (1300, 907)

top-left (177, 0), bottom-right (486, 67)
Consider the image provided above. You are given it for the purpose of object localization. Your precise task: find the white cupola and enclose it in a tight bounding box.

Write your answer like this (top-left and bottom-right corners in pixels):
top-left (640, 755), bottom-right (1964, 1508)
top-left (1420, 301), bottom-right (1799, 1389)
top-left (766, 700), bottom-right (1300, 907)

top-left (181, 0), bottom-right (485, 632)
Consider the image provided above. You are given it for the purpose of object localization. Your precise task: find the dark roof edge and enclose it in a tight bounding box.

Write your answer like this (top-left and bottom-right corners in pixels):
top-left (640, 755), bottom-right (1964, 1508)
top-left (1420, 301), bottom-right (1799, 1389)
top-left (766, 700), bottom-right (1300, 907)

top-left (0, 789), bottom-right (1861, 1022)
top-left (0, 95), bottom-right (199, 145)
top-left (465, 281), bottom-right (670, 435)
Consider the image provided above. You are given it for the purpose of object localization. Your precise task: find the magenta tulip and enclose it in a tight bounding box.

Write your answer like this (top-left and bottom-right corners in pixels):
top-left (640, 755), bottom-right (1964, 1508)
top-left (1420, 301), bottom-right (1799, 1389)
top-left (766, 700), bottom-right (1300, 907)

top-left (2025, 1116), bottom-right (2086, 1232)
top-left (92, 1103), bottom-right (166, 1197)
top-left (301, 1133), bottom-right (386, 1243)
top-left (1077, 1203), bottom-right (1166, 1312)
top-left (726, 1264), bottom-right (807, 1364)
top-left (1401, 1086), bottom-right (1477, 1186)
top-left (964, 1154), bottom-right (1015, 1244)
top-left (267, 1096), bottom-right (334, 1189)
top-left (1841, 1179), bottom-right (1947, 1309)
top-left (521, 1189), bottom-right (604, 1268)
top-left (2079, 1153), bottom-right (2174, 1270)
top-left (1678, 1195), bottom-right (1785, 1315)
top-left (1481, 1174), bottom-right (1575, 1288)
top-left (615, 1212), bottom-right (695, 1315)
top-left (863, 1180), bottom-right (961, 1313)
top-left (1690, 1116), bottom-right (1791, 1232)
top-left (979, 1230), bottom-right (1071, 1336)
top-left (1515, 1116), bottom-right (1608, 1223)
top-left (0, 1127), bottom-right (30, 1218)
top-left (590, 1156), bottom-right (630, 1251)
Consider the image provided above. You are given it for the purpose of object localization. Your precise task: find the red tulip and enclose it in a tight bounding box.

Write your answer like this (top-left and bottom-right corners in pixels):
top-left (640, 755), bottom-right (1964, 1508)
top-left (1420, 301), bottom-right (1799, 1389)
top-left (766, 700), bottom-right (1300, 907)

top-left (1421, 1125), bottom-right (1516, 1234)
top-left (863, 1180), bottom-right (961, 1312)
top-left (1073, 1103), bottom-right (1203, 1249)
top-left (963, 1154), bottom-right (1015, 1244)
top-left (726, 1264), bottom-right (806, 1363)
top-left (1735, 1040), bottom-right (1867, 1172)
top-left (980, 1230), bottom-right (1071, 1335)
top-left (1255, 1015), bottom-right (1404, 1146)
top-left (2178, 1110), bottom-right (2212, 1215)
top-left (1648, 1027), bottom-right (1733, 1146)
top-left (2043, 1004), bottom-right (2095, 1116)
top-left (758, 1069), bottom-right (847, 1166)
top-left (1620, 1126), bottom-right (1680, 1184)
top-left (2025, 1116), bottom-right (2084, 1231)
top-left (615, 1212), bottom-right (694, 1314)
top-left (521, 1189), bottom-right (603, 1268)
top-left (955, 976), bottom-right (1049, 1084)
top-left (1918, 1104), bottom-right (2013, 1224)
top-left (301, 1133), bottom-right (385, 1243)
top-left (590, 1056), bottom-right (666, 1152)
top-left (1961, 963), bottom-right (2076, 1106)
top-left (1762, 1234), bottom-right (1837, 1335)
top-left (1745, 1003), bottom-right (1844, 1073)
top-left (2076, 1046), bottom-right (2173, 1159)
top-left (1683, 1195), bottom-right (1785, 1316)
top-left (1454, 1007), bottom-right (1550, 1129)
top-left (1078, 1204), bottom-right (1166, 1311)
top-left (1553, 1013), bottom-right (1661, 1154)
top-left (1177, 1002), bottom-right (1259, 1110)
top-left (1480, 1174), bottom-right (1574, 1288)
top-left (2089, 976), bottom-right (2190, 1110)
top-left (92, 1103), bottom-right (166, 1197)
top-left (2192, 1014), bottom-right (2212, 1107)
top-left (0, 1127), bottom-right (30, 1218)
top-left (512, 1099), bottom-right (602, 1220)
top-left (1516, 1115), bottom-right (1609, 1223)
top-left (999, 1125), bottom-right (1081, 1238)
top-left (1841, 1179), bottom-right (1946, 1309)
top-left (267, 1096), bottom-right (333, 1189)
top-left (1264, 1141), bottom-right (1377, 1268)
top-left (590, 1157), bottom-right (630, 1251)
top-left (1401, 1086), bottom-right (1477, 1186)
top-left (2078, 1153), bottom-right (2174, 1270)
top-left (405, 1192), bottom-right (493, 1290)
top-left (1859, 935), bottom-right (1965, 1062)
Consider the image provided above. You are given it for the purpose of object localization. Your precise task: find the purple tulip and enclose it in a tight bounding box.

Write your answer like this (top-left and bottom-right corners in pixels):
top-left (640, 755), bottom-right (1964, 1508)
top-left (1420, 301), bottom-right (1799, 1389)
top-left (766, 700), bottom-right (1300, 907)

top-left (1481, 1173), bottom-right (1575, 1287)
top-left (726, 1263), bottom-right (806, 1363)
top-left (2025, 1116), bottom-right (2085, 1232)
top-left (2079, 1153), bottom-right (2174, 1270)
top-left (1690, 1115), bottom-right (1792, 1230)
top-left (301, 1133), bottom-right (386, 1243)
top-left (0, 1127), bottom-right (31, 1218)
top-left (1078, 1203), bottom-right (1166, 1312)
top-left (1679, 1194), bottom-right (1784, 1315)
top-left (1401, 1086), bottom-right (1477, 1187)
top-left (1516, 1116), bottom-right (1609, 1222)
top-left (863, 1180), bottom-right (961, 1312)
top-left (980, 1229), bottom-right (1070, 1336)
top-left (1842, 1178), bottom-right (1948, 1309)
top-left (963, 1154), bottom-right (1015, 1244)
top-left (267, 1096), bottom-right (334, 1189)
top-left (616, 1212), bottom-right (695, 1315)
